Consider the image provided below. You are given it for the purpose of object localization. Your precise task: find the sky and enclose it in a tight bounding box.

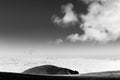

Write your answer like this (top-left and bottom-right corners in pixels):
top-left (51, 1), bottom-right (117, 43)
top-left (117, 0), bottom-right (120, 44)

top-left (0, 0), bottom-right (86, 43)
top-left (0, 0), bottom-right (120, 59)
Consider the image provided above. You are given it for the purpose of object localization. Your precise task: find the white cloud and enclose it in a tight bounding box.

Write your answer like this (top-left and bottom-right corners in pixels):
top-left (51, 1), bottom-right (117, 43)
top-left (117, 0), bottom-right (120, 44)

top-left (48, 39), bottom-right (63, 45)
top-left (53, 0), bottom-right (120, 43)
top-left (55, 39), bottom-right (63, 45)
top-left (67, 33), bottom-right (87, 42)
top-left (52, 3), bottom-right (78, 27)
top-left (67, 0), bottom-right (120, 43)
top-left (78, 0), bottom-right (120, 42)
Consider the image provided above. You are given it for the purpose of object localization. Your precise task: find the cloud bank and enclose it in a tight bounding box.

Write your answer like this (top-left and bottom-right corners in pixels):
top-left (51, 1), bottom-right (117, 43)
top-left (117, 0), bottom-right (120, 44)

top-left (53, 0), bottom-right (120, 43)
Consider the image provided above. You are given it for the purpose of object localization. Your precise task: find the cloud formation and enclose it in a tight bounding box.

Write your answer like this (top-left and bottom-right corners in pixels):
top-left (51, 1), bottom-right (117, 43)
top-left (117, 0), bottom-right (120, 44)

top-left (55, 39), bottom-right (63, 45)
top-left (53, 0), bottom-right (120, 43)
top-left (52, 3), bottom-right (78, 27)
top-left (79, 0), bottom-right (120, 42)
top-left (67, 33), bottom-right (87, 42)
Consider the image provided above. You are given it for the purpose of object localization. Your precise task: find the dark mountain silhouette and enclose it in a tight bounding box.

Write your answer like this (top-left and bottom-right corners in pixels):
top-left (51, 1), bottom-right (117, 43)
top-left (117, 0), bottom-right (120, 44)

top-left (0, 71), bottom-right (120, 80)
top-left (0, 70), bottom-right (119, 80)
top-left (22, 65), bottom-right (79, 75)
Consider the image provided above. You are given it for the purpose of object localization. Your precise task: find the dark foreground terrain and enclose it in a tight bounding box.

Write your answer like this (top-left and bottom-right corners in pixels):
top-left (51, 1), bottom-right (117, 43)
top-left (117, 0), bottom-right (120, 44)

top-left (0, 72), bottom-right (120, 80)
top-left (81, 71), bottom-right (120, 77)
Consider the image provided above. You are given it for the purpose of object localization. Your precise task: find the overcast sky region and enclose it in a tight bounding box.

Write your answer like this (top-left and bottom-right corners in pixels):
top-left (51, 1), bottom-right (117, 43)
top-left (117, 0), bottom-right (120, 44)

top-left (0, 0), bottom-right (120, 59)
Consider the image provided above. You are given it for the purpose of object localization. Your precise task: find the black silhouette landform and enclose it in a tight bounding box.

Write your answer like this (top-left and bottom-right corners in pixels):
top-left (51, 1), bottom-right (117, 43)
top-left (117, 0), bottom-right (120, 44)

top-left (0, 70), bottom-right (120, 80)
top-left (22, 65), bottom-right (79, 75)
top-left (0, 71), bottom-right (120, 80)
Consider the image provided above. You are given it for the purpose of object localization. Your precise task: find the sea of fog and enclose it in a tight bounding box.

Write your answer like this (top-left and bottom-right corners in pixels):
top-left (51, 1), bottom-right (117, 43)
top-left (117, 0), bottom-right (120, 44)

top-left (0, 57), bottom-right (120, 74)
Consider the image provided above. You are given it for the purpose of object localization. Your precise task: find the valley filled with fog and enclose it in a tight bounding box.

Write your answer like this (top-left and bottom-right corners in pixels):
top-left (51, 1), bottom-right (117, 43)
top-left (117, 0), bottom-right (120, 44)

top-left (0, 57), bottom-right (120, 74)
